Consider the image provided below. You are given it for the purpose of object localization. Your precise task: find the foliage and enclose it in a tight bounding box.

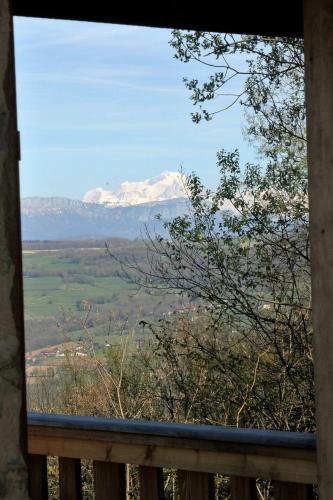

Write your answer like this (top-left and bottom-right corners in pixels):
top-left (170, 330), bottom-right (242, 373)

top-left (122, 32), bottom-right (313, 432)
top-left (170, 32), bottom-right (305, 164)
top-left (129, 150), bottom-right (313, 431)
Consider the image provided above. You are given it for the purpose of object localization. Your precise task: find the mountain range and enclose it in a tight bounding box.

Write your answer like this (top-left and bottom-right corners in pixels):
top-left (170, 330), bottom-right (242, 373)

top-left (21, 172), bottom-right (189, 240)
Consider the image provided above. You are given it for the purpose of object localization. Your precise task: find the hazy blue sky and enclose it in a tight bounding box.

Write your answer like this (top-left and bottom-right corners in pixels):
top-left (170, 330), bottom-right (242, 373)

top-left (14, 17), bottom-right (255, 200)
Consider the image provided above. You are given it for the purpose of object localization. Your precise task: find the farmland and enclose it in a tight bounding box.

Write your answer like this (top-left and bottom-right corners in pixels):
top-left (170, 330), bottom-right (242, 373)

top-left (22, 239), bottom-right (185, 353)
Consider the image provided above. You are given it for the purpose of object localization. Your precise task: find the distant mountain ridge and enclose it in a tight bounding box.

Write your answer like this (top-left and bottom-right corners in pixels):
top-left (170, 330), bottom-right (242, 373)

top-left (22, 197), bottom-right (93, 214)
top-left (21, 196), bottom-right (189, 240)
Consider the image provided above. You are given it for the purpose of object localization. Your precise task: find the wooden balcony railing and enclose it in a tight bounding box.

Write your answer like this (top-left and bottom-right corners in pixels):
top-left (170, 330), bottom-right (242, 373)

top-left (27, 412), bottom-right (317, 499)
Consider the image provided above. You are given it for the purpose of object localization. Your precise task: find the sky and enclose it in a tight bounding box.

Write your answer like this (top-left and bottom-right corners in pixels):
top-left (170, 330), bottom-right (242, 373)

top-left (14, 17), bottom-right (255, 200)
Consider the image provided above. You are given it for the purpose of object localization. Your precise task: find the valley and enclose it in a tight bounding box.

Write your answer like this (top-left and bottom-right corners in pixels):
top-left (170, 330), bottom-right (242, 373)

top-left (23, 238), bottom-right (189, 371)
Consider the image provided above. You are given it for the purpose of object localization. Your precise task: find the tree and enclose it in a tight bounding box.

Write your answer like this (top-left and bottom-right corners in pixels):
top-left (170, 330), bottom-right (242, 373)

top-left (112, 33), bottom-right (314, 432)
top-left (170, 32), bottom-right (305, 164)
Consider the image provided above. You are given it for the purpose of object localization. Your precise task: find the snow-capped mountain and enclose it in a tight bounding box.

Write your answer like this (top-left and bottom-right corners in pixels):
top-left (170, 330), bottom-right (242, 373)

top-left (20, 172), bottom-right (189, 240)
top-left (20, 172), bottom-right (240, 241)
top-left (83, 171), bottom-right (186, 207)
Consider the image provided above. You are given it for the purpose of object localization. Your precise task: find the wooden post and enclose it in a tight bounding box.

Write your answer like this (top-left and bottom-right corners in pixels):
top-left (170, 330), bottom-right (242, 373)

top-left (28, 454), bottom-right (48, 500)
top-left (59, 457), bottom-right (82, 500)
top-left (139, 466), bottom-right (165, 500)
top-left (230, 477), bottom-right (257, 499)
top-left (177, 470), bottom-right (214, 500)
top-left (273, 481), bottom-right (313, 500)
top-left (0, 0), bottom-right (28, 498)
top-left (94, 461), bottom-right (126, 500)
top-left (304, 0), bottom-right (333, 497)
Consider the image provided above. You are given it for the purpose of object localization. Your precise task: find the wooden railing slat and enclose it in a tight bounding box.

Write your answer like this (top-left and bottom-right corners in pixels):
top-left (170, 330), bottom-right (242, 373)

top-left (27, 454), bottom-right (48, 500)
top-left (139, 466), bottom-right (165, 500)
top-left (231, 476), bottom-right (257, 499)
top-left (273, 481), bottom-right (314, 499)
top-left (28, 436), bottom-right (316, 484)
top-left (94, 461), bottom-right (126, 500)
top-left (59, 457), bottom-right (82, 500)
top-left (178, 470), bottom-right (214, 500)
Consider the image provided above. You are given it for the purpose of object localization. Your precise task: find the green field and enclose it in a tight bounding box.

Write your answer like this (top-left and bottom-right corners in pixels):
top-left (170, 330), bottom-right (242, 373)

top-left (22, 242), bottom-right (182, 351)
top-left (23, 250), bottom-right (133, 314)
top-left (24, 272), bottom-right (129, 317)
